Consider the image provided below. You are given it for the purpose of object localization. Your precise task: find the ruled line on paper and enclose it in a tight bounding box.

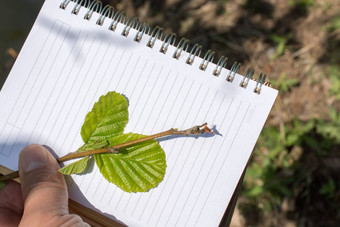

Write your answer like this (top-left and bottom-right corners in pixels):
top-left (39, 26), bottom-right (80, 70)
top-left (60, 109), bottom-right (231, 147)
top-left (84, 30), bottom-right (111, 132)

top-left (99, 53), bottom-right (147, 203)
top-left (65, 45), bottom-right (119, 170)
top-left (112, 53), bottom-right (135, 92)
top-left (111, 65), bottom-right (163, 205)
top-left (67, 50), bottom-right (134, 159)
top-left (26, 29), bottom-right (81, 147)
top-left (154, 87), bottom-right (213, 226)
top-left (60, 41), bottom-right (112, 153)
top-left (121, 56), bottom-right (142, 94)
top-left (158, 78), bottom-right (194, 144)
top-left (0, 123), bottom-right (23, 156)
top-left (52, 38), bottom-right (105, 151)
top-left (98, 59), bottom-right (148, 203)
top-left (3, 123), bottom-right (21, 130)
top-left (104, 49), bottom-right (127, 94)
top-left (149, 72), bottom-right (179, 134)
top-left (193, 104), bottom-right (251, 227)
top-left (0, 20), bottom-right (63, 155)
top-left (44, 36), bottom-right (96, 148)
top-left (142, 70), bottom-right (171, 133)
top-left (137, 78), bottom-right (195, 220)
top-left (0, 124), bottom-right (19, 156)
top-left (128, 63), bottom-right (156, 118)
top-left (176, 98), bottom-right (238, 226)
top-left (94, 49), bottom-right (134, 201)
top-left (36, 32), bottom-right (89, 146)
top-left (9, 21), bottom-right (65, 127)
top-left (122, 59), bottom-right (149, 109)
top-left (119, 69), bottom-right (172, 213)
top-left (140, 69), bottom-right (172, 135)
top-left (78, 53), bottom-right (138, 193)
top-left (106, 56), bottom-right (155, 204)
top-left (143, 84), bottom-right (209, 224)
top-left (47, 36), bottom-right (100, 147)
top-left (3, 23), bottom-right (70, 155)
top-left (22, 24), bottom-right (71, 140)
top-left (146, 85), bottom-right (210, 222)
top-left (131, 74), bottom-right (186, 217)
top-left (163, 91), bottom-right (227, 227)
top-left (65, 43), bottom-right (121, 191)
top-left (183, 101), bottom-right (244, 227)
top-left (131, 66), bottom-right (164, 132)
top-left (0, 19), bottom-right (58, 138)
top-left (113, 66), bottom-right (165, 209)
top-left (126, 71), bottom-right (179, 215)
top-left (122, 57), bottom-right (148, 96)
top-left (105, 58), bottom-right (156, 206)
top-left (89, 54), bottom-right (141, 198)
top-left (0, 20), bottom-right (62, 156)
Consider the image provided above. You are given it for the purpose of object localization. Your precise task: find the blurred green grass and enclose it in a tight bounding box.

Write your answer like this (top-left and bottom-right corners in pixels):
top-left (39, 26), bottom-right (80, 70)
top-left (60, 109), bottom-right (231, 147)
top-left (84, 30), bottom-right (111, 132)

top-left (1, 0), bottom-right (339, 226)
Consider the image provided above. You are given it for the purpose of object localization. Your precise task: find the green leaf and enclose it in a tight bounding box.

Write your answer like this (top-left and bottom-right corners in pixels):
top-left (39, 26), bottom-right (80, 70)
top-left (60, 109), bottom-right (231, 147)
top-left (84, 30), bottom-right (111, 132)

top-left (59, 157), bottom-right (90, 175)
top-left (81, 91), bottom-right (128, 144)
top-left (73, 91), bottom-right (167, 192)
top-left (0, 182), bottom-right (5, 190)
top-left (245, 185), bottom-right (263, 197)
top-left (94, 133), bottom-right (166, 193)
top-left (319, 179), bottom-right (336, 197)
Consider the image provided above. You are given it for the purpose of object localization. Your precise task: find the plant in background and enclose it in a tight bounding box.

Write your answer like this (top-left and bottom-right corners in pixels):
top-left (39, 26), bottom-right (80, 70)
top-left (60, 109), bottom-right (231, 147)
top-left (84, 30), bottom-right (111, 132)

top-left (271, 73), bottom-right (299, 93)
top-left (328, 66), bottom-right (340, 100)
top-left (240, 108), bottom-right (340, 226)
top-left (288, 0), bottom-right (314, 13)
top-left (0, 182), bottom-right (5, 190)
top-left (270, 34), bottom-right (293, 60)
top-left (316, 107), bottom-right (340, 142)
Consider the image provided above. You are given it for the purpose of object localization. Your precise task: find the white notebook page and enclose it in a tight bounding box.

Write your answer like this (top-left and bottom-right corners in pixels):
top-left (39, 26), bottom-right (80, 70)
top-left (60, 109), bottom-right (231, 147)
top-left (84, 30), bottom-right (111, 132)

top-left (0, 0), bottom-right (278, 226)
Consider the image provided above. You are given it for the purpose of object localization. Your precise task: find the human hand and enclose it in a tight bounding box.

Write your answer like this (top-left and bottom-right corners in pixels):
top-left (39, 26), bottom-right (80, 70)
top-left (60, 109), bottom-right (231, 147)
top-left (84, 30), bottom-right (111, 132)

top-left (0, 144), bottom-right (89, 226)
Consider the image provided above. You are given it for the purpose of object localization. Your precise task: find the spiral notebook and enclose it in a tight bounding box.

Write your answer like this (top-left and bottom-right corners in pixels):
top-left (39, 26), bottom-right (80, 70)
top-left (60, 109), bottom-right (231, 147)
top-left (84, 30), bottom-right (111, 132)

top-left (0, 0), bottom-right (278, 226)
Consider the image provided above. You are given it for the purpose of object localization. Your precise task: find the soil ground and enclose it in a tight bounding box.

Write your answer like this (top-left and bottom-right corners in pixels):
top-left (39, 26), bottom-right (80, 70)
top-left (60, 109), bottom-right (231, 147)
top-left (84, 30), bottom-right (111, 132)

top-left (1, 0), bottom-right (339, 226)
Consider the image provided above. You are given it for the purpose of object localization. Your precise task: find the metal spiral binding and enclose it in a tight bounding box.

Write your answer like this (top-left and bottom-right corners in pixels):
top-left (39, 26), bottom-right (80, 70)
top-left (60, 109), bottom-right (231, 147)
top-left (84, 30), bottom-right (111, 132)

top-left (122, 17), bottom-right (139, 37)
top-left (213, 56), bottom-right (228, 76)
top-left (240, 68), bottom-right (254, 88)
top-left (84, 0), bottom-right (102, 20)
top-left (71, 0), bottom-right (88, 15)
top-left (60, 0), bottom-right (72, 9)
top-left (254, 73), bottom-right (266, 94)
top-left (59, 0), bottom-right (271, 94)
top-left (160, 33), bottom-right (177, 54)
top-left (134, 22), bottom-right (151, 42)
top-left (147, 26), bottom-right (164, 48)
top-left (199, 50), bottom-right (215, 71)
top-left (96, 5), bottom-right (114, 26)
top-left (108, 11), bottom-right (126, 31)
top-left (173, 38), bottom-right (190, 59)
top-left (186, 43), bottom-right (202, 65)
top-left (227, 61), bottom-right (241, 82)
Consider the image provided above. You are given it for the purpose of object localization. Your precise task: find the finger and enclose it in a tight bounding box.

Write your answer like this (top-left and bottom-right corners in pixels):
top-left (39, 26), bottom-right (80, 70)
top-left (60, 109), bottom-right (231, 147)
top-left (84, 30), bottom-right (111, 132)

top-left (18, 144), bottom-right (68, 225)
top-left (0, 181), bottom-right (23, 227)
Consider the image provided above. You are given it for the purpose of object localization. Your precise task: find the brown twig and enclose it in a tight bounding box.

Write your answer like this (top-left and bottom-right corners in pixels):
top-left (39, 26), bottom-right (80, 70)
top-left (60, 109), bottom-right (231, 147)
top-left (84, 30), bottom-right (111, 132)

top-left (0, 123), bottom-right (213, 183)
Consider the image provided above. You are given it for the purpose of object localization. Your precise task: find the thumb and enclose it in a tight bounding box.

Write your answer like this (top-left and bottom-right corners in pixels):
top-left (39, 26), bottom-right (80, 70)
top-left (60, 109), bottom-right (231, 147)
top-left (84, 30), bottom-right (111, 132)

top-left (19, 144), bottom-right (68, 224)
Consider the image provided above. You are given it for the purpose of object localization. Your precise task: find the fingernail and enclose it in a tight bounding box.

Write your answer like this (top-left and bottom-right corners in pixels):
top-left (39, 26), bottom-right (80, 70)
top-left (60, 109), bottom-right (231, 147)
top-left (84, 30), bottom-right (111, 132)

top-left (20, 145), bottom-right (48, 172)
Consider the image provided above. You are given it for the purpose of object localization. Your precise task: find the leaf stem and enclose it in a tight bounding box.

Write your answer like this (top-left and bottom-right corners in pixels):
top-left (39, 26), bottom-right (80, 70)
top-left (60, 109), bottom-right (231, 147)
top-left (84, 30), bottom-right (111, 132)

top-left (0, 123), bottom-right (213, 182)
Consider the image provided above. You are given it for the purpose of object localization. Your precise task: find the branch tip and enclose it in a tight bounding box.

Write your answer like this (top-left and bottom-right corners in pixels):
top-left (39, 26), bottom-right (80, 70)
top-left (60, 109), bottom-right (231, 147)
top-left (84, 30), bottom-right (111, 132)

top-left (0, 123), bottom-right (216, 182)
top-left (176, 123), bottom-right (214, 136)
